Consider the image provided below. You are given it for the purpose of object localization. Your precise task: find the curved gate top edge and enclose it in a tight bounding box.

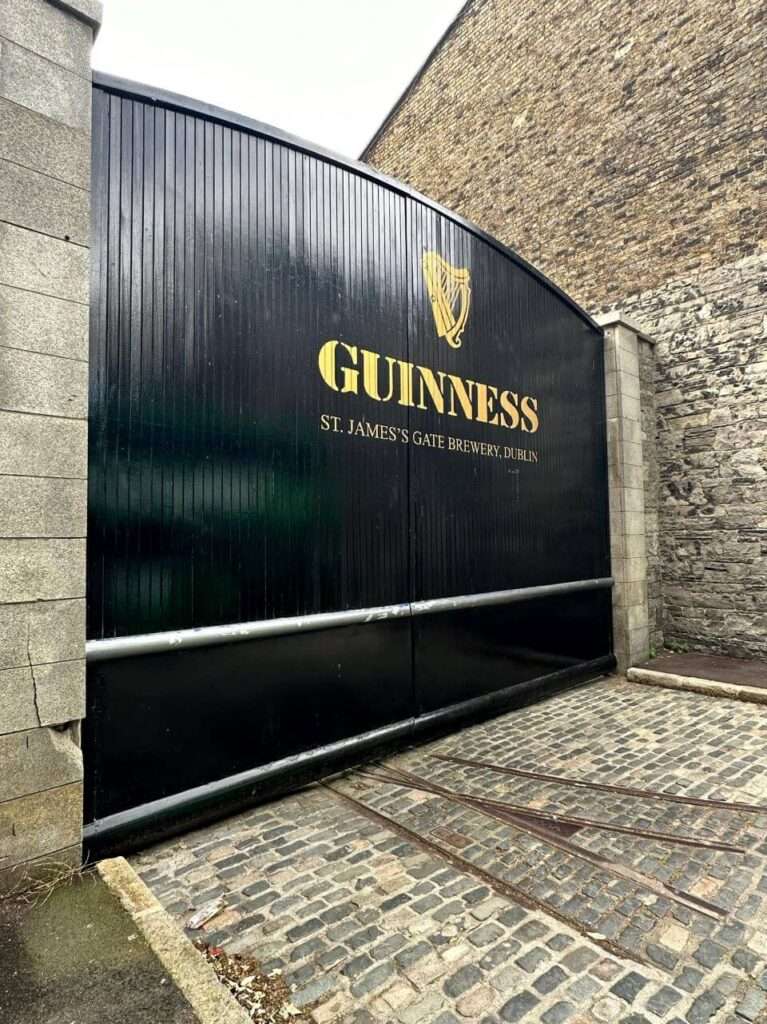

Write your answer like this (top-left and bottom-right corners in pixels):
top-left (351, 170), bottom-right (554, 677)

top-left (92, 71), bottom-right (601, 337)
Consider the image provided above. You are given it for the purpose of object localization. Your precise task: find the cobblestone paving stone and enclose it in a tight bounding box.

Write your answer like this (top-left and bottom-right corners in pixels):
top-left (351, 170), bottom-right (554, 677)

top-left (132, 678), bottom-right (767, 1022)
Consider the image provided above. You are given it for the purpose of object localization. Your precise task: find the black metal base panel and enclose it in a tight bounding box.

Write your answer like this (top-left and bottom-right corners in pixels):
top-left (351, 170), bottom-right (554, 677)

top-left (86, 75), bottom-right (613, 850)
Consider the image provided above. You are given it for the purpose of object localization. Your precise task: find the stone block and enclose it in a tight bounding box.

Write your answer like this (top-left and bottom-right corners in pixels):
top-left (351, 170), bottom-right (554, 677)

top-left (0, 780), bottom-right (82, 865)
top-left (620, 417), bottom-right (642, 445)
top-left (0, 97), bottom-right (90, 187)
top-left (0, 0), bottom-right (92, 75)
top-left (619, 370), bottom-right (640, 401)
top-left (618, 579), bottom-right (648, 609)
top-left (0, 538), bottom-right (85, 602)
top-left (616, 450), bottom-right (645, 488)
top-left (622, 440), bottom-right (643, 466)
top-left (622, 507), bottom-right (645, 536)
top-left (0, 841), bottom-right (80, 896)
top-left (626, 603), bottom-right (649, 634)
top-left (0, 222), bottom-right (88, 302)
top-left (0, 38), bottom-right (91, 131)
top-left (612, 615), bottom-right (628, 658)
top-left (623, 530), bottom-right (646, 561)
top-left (34, 658), bottom-right (85, 725)
top-left (608, 491), bottom-right (623, 516)
top-left (0, 725), bottom-right (82, 803)
top-left (0, 157), bottom-right (89, 245)
top-left (0, 283), bottom-right (88, 360)
top-left (624, 487), bottom-right (644, 513)
top-left (628, 630), bottom-right (650, 666)
top-left (0, 476), bottom-right (86, 537)
top-left (616, 346), bottom-right (639, 379)
top-left (0, 665), bottom-right (39, 732)
top-left (606, 428), bottom-right (623, 473)
top-left (607, 451), bottom-right (624, 493)
top-left (0, 598), bottom-right (85, 670)
top-left (609, 508), bottom-right (623, 538)
top-left (0, 411), bottom-right (86, 477)
top-left (612, 554), bottom-right (649, 587)
top-left (615, 324), bottom-right (640, 354)
top-left (605, 415), bottom-right (642, 448)
top-left (0, 346), bottom-right (87, 418)
top-left (621, 393), bottom-right (641, 422)
top-left (609, 529), bottom-right (625, 559)
top-left (622, 555), bottom-right (646, 583)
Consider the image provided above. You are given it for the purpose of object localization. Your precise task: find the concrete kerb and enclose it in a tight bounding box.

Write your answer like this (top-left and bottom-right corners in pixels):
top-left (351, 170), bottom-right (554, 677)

top-left (96, 857), bottom-right (251, 1024)
top-left (627, 666), bottom-right (767, 705)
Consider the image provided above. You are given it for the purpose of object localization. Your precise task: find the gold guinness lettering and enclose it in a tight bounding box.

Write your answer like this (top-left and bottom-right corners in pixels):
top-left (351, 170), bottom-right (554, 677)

top-left (318, 339), bottom-right (359, 393)
top-left (317, 340), bottom-right (540, 434)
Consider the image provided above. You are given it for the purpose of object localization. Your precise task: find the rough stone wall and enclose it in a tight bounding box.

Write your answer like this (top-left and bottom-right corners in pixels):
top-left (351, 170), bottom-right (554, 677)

top-left (601, 252), bottom-right (767, 659)
top-left (366, 0), bottom-right (766, 659)
top-left (638, 341), bottom-right (663, 656)
top-left (364, 0), bottom-right (765, 313)
top-left (0, 0), bottom-right (100, 890)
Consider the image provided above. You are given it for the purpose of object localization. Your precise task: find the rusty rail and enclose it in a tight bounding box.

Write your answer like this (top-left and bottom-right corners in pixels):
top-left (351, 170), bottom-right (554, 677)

top-left (433, 754), bottom-right (767, 814)
top-left (367, 763), bottom-right (728, 920)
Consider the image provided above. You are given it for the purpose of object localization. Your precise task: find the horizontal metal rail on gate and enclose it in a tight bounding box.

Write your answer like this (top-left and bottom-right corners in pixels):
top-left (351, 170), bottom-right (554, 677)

top-left (86, 576), bottom-right (613, 662)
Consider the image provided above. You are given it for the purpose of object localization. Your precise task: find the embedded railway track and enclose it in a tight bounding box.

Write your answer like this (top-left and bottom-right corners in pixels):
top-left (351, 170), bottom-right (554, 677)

top-left (323, 754), bottom-right (764, 972)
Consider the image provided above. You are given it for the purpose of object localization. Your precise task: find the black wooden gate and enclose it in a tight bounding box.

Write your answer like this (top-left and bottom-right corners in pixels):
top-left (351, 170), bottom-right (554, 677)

top-left (84, 74), bottom-right (613, 854)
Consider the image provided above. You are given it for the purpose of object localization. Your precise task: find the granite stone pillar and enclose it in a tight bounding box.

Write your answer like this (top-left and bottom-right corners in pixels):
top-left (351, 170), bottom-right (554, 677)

top-left (596, 312), bottom-right (656, 673)
top-left (0, 0), bottom-right (101, 890)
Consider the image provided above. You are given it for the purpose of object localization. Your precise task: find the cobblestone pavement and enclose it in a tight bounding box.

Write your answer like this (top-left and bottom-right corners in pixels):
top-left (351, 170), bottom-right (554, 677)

top-left (132, 677), bottom-right (767, 1023)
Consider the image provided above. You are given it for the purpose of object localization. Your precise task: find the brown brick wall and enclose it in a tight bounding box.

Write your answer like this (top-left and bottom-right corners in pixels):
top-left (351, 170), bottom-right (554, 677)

top-left (366, 0), bottom-right (765, 312)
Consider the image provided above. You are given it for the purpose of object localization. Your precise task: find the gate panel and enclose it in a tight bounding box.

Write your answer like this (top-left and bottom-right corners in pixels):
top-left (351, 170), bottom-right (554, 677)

top-left (89, 89), bottom-right (411, 638)
top-left (84, 619), bottom-right (412, 823)
top-left (86, 75), bottom-right (613, 851)
top-left (88, 82), bottom-right (413, 826)
top-left (413, 590), bottom-right (613, 714)
top-left (406, 202), bottom-right (611, 712)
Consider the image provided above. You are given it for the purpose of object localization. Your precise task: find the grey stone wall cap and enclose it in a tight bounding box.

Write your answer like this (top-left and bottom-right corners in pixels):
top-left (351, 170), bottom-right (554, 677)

top-left (46, 0), bottom-right (103, 34)
top-left (594, 311), bottom-right (656, 344)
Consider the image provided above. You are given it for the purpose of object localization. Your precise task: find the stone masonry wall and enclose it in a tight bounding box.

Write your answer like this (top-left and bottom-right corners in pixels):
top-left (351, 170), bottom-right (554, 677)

top-left (601, 253), bottom-right (767, 660)
top-left (0, 0), bottom-right (100, 890)
top-left (365, 0), bottom-right (766, 659)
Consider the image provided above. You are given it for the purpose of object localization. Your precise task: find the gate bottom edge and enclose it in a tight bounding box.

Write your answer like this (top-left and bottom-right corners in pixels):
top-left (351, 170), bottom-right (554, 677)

top-left (83, 654), bottom-right (615, 859)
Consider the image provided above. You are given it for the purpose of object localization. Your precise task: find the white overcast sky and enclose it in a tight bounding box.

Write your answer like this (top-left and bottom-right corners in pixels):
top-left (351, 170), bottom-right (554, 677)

top-left (92, 0), bottom-right (466, 159)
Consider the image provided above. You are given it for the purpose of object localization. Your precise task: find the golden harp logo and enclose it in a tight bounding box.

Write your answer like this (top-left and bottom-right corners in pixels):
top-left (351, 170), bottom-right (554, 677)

top-left (422, 251), bottom-right (472, 349)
